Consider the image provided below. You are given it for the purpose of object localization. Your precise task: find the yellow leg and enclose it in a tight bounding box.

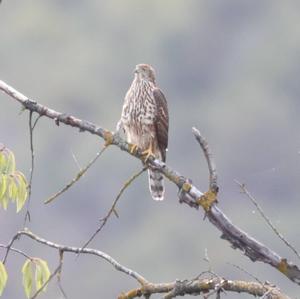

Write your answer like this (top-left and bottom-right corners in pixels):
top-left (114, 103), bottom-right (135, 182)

top-left (129, 143), bottom-right (138, 154)
top-left (141, 141), bottom-right (155, 162)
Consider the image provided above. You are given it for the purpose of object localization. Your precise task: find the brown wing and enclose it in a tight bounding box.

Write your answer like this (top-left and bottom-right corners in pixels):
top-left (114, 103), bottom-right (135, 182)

top-left (153, 88), bottom-right (169, 162)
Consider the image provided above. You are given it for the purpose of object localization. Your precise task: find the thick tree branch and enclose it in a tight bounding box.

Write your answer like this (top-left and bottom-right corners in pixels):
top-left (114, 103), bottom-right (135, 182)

top-left (119, 278), bottom-right (290, 299)
top-left (1, 79), bottom-right (300, 285)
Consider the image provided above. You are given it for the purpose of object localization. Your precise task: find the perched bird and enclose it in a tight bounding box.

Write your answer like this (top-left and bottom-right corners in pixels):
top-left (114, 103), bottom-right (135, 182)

top-left (117, 64), bottom-right (169, 200)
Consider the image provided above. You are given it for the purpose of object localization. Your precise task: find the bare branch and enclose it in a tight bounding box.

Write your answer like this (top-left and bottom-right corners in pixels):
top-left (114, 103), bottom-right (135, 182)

top-left (0, 79), bottom-right (109, 140)
top-left (1, 79), bottom-right (300, 285)
top-left (45, 145), bottom-right (108, 204)
top-left (192, 127), bottom-right (218, 193)
top-left (0, 244), bottom-right (32, 260)
top-left (235, 180), bottom-right (300, 261)
top-left (119, 278), bottom-right (290, 299)
top-left (2, 233), bottom-right (20, 264)
top-left (24, 111), bottom-right (40, 225)
top-left (227, 262), bottom-right (263, 284)
top-left (8, 230), bottom-right (148, 285)
top-left (57, 250), bottom-right (68, 299)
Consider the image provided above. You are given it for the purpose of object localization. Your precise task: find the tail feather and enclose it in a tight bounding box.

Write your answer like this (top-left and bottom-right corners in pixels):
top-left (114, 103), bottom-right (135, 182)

top-left (148, 169), bottom-right (164, 200)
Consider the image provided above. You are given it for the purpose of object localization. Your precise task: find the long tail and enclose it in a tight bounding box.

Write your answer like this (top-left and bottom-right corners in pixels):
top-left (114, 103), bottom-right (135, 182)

top-left (148, 169), bottom-right (164, 200)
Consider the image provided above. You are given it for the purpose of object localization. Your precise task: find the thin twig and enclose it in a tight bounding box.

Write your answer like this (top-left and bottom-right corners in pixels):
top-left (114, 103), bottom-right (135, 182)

top-left (71, 149), bottom-right (82, 171)
top-left (235, 180), bottom-right (300, 261)
top-left (194, 270), bottom-right (219, 281)
top-left (192, 127), bottom-right (218, 192)
top-left (23, 111), bottom-right (37, 226)
top-left (0, 244), bottom-right (32, 260)
top-left (57, 250), bottom-right (68, 299)
top-left (45, 145), bottom-right (108, 204)
top-left (80, 167), bottom-right (147, 250)
top-left (32, 115), bottom-right (42, 130)
top-left (203, 248), bottom-right (212, 272)
top-left (2, 233), bottom-right (20, 264)
top-left (10, 230), bottom-right (148, 285)
top-left (227, 262), bottom-right (263, 284)
top-left (58, 281), bottom-right (68, 299)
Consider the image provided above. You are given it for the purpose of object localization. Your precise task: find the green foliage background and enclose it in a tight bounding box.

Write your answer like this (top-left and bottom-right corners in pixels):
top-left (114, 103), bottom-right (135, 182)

top-left (1, 1), bottom-right (300, 298)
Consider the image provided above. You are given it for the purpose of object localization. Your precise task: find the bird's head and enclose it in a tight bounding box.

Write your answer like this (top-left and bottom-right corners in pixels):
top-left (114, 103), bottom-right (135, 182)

top-left (134, 64), bottom-right (156, 83)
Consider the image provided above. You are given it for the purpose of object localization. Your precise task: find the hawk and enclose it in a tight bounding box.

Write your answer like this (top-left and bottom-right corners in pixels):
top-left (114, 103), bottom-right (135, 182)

top-left (117, 64), bottom-right (169, 200)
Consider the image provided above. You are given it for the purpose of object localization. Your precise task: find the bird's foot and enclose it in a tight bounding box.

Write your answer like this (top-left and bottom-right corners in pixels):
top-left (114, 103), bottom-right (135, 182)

top-left (129, 143), bottom-right (139, 155)
top-left (141, 147), bottom-right (155, 163)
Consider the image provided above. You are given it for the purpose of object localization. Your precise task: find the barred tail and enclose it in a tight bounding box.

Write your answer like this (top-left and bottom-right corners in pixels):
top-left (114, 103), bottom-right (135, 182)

top-left (148, 169), bottom-right (164, 201)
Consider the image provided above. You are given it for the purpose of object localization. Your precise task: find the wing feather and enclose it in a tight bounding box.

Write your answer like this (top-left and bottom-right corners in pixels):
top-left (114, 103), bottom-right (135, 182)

top-left (153, 88), bottom-right (169, 162)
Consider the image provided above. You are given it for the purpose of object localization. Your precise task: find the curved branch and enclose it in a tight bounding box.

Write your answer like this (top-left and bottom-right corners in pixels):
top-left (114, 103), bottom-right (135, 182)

top-left (1, 79), bottom-right (300, 285)
top-left (192, 127), bottom-right (218, 192)
top-left (6, 230), bottom-right (147, 285)
top-left (0, 244), bottom-right (32, 260)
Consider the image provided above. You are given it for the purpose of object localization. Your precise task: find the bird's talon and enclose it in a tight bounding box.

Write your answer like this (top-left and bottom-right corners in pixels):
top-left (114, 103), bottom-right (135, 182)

top-left (141, 148), bottom-right (155, 162)
top-left (129, 144), bottom-right (138, 154)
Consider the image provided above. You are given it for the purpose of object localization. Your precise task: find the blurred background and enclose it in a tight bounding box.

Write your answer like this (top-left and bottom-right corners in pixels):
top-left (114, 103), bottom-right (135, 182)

top-left (1, 1), bottom-right (300, 298)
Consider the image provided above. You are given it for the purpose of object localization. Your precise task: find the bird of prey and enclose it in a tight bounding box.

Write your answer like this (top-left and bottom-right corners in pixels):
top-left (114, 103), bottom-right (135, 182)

top-left (117, 64), bottom-right (169, 200)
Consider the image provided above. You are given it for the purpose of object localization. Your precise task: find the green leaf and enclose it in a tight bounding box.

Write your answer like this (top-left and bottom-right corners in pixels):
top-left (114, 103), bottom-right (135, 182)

top-left (0, 176), bottom-right (9, 210)
top-left (1, 194), bottom-right (8, 210)
top-left (6, 151), bottom-right (15, 174)
top-left (0, 146), bottom-right (28, 212)
top-left (8, 176), bottom-right (16, 200)
top-left (0, 261), bottom-right (8, 296)
top-left (35, 263), bottom-right (43, 291)
top-left (0, 174), bottom-right (7, 201)
top-left (35, 259), bottom-right (50, 292)
top-left (15, 173), bottom-right (28, 213)
top-left (11, 178), bottom-right (19, 202)
top-left (22, 259), bottom-right (33, 298)
top-left (0, 151), bottom-right (6, 173)
top-left (16, 171), bottom-right (28, 187)
top-left (0, 150), bottom-right (9, 174)
top-left (0, 148), bottom-right (15, 175)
